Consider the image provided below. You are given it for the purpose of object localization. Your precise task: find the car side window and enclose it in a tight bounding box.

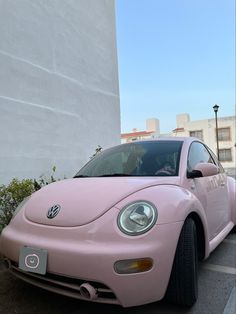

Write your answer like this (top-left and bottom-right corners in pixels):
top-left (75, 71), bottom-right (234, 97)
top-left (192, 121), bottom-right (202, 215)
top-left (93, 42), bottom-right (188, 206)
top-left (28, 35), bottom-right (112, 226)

top-left (187, 142), bottom-right (215, 172)
top-left (207, 147), bottom-right (225, 173)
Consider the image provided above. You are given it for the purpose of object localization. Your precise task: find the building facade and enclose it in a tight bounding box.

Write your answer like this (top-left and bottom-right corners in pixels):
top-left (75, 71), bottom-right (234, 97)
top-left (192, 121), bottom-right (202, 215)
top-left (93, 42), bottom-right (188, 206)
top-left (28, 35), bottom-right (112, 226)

top-left (0, 0), bottom-right (120, 183)
top-left (173, 114), bottom-right (236, 176)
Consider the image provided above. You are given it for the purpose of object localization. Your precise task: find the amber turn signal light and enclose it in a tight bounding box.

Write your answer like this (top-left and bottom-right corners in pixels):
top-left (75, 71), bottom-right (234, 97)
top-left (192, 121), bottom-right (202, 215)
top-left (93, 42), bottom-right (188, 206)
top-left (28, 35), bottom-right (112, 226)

top-left (114, 258), bottom-right (153, 274)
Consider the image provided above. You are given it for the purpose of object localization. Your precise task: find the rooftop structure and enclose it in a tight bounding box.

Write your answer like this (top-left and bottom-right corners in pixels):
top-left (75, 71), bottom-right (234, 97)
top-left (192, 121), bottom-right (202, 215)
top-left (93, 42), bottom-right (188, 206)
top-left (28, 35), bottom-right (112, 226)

top-left (121, 118), bottom-right (160, 143)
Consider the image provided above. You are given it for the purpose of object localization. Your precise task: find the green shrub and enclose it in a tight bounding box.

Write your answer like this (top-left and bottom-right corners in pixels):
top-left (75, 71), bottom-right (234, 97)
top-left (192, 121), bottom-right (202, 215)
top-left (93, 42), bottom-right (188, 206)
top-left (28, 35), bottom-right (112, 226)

top-left (0, 178), bottom-right (35, 230)
top-left (0, 166), bottom-right (59, 232)
top-left (33, 165), bottom-right (57, 191)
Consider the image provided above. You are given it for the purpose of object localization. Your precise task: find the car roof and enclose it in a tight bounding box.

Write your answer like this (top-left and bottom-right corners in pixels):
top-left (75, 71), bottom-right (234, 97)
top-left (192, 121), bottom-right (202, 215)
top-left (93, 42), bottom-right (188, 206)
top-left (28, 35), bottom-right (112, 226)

top-left (126, 137), bottom-right (200, 145)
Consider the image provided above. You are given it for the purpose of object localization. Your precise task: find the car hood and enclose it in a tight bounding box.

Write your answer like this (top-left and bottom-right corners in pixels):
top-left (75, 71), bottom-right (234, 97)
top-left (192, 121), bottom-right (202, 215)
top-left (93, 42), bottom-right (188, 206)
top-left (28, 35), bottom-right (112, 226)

top-left (24, 177), bottom-right (180, 227)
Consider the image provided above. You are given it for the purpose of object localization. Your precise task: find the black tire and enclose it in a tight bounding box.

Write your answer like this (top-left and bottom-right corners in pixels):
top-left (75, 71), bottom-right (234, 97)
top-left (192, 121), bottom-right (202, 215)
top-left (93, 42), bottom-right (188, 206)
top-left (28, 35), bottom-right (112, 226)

top-left (165, 218), bottom-right (198, 307)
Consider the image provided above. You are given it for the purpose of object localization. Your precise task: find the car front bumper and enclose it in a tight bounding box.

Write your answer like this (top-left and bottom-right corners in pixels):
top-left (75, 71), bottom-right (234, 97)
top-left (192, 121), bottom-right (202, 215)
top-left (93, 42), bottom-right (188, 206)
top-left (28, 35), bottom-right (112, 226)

top-left (0, 207), bottom-right (183, 307)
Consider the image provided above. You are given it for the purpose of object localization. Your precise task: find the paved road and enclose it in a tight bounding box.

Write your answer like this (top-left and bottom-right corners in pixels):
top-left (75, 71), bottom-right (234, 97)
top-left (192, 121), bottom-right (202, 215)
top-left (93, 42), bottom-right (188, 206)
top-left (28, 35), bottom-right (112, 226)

top-left (0, 232), bottom-right (235, 314)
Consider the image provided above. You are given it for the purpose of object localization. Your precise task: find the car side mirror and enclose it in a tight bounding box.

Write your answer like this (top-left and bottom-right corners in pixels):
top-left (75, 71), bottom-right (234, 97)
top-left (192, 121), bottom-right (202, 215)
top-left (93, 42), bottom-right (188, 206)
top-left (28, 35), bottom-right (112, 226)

top-left (187, 162), bottom-right (219, 178)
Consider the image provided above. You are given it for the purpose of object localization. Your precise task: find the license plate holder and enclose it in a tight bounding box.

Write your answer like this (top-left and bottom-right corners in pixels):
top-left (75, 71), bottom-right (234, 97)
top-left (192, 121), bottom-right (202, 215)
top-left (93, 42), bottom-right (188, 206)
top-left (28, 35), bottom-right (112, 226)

top-left (19, 246), bottom-right (47, 275)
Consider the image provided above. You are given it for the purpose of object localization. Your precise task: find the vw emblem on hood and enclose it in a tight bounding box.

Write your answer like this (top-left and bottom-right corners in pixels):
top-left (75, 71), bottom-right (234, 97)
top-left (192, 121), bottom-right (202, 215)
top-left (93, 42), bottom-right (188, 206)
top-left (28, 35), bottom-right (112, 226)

top-left (47, 204), bottom-right (61, 219)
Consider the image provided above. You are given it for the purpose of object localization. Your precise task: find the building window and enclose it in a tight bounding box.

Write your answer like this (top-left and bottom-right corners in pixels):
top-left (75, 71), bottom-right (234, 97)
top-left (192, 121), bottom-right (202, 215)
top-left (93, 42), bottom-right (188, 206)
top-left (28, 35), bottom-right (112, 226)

top-left (217, 127), bottom-right (230, 141)
top-left (219, 149), bottom-right (232, 162)
top-left (189, 130), bottom-right (203, 141)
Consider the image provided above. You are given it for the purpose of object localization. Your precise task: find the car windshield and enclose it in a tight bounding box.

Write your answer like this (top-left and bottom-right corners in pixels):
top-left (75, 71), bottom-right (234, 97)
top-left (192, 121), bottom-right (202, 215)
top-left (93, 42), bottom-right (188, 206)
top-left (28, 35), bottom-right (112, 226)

top-left (75, 141), bottom-right (183, 177)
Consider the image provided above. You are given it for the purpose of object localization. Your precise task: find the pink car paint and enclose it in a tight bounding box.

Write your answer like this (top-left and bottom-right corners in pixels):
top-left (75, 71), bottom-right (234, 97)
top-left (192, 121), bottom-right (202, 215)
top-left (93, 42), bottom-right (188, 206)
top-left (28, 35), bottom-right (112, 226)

top-left (0, 137), bottom-right (235, 307)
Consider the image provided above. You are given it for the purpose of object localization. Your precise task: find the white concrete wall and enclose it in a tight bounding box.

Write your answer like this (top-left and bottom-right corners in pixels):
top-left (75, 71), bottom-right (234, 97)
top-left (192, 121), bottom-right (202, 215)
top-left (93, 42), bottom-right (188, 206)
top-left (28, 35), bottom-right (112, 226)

top-left (0, 0), bottom-right (120, 183)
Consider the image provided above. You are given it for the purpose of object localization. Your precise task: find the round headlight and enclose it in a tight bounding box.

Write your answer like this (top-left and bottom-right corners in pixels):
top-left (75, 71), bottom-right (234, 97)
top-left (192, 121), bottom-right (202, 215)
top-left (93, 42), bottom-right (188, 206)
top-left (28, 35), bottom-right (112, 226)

top-left (117, 201), bottom-right (157, 236)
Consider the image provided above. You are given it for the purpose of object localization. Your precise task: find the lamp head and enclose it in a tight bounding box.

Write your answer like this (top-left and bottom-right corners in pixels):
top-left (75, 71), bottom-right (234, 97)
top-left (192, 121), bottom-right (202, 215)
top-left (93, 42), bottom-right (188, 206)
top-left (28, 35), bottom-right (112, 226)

top-left (213, 104), bottom-right (219, 113)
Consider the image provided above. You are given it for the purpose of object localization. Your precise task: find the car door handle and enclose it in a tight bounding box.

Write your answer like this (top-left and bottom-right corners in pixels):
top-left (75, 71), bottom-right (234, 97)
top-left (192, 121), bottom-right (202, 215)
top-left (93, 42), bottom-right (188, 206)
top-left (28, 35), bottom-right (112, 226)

top-left (220, 182), bottom-right (225, 187)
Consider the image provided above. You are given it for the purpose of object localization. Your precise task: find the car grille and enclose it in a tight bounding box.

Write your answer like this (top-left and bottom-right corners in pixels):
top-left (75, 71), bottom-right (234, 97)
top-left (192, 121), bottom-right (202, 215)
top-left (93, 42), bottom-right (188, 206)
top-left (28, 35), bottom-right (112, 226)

top-left (8, 260), bottom-right (119, 305)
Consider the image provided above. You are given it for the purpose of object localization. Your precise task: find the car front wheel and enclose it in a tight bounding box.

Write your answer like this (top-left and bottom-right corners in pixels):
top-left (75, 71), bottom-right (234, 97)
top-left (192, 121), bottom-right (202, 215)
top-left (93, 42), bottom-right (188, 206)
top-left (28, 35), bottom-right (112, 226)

top-left (165, 218), bottom-right (198, 307)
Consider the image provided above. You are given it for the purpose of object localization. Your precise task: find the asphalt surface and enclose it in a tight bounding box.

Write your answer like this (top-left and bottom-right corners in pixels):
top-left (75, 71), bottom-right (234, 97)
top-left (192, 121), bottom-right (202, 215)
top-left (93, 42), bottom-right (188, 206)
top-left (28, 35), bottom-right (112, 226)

top-left (0, 232), bottom-right (235, 314)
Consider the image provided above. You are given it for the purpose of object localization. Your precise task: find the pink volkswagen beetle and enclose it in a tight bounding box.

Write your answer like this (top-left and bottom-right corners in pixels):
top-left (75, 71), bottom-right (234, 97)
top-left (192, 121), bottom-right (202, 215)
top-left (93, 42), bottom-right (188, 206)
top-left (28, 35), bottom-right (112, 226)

top-left (0, 137), bottom-right (235, 307)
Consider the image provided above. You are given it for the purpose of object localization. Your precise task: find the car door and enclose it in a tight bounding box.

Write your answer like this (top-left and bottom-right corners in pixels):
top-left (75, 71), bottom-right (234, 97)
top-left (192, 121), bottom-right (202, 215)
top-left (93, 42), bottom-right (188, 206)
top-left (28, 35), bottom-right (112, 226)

top-left (186, 141), bottom-right (230, 240)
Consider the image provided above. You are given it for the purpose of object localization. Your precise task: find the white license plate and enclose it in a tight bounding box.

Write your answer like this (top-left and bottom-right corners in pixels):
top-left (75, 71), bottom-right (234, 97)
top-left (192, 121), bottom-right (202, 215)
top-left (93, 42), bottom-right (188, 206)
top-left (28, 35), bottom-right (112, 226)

top-left (19, 246), bottom-right (47, 275)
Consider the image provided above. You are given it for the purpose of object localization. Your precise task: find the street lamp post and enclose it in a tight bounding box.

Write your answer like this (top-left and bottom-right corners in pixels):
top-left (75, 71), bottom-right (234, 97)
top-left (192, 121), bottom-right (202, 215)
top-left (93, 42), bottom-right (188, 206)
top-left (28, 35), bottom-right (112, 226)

top-left (213, 104), bottom-right (220, 160)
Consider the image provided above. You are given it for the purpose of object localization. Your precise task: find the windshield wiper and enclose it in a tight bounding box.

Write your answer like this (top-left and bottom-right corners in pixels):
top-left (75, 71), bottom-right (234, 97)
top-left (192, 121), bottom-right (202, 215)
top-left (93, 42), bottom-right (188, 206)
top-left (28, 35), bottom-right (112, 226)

top-left (96, 173), bottom-right (132, 177)
top-left (74, 173), bottom-right (134, 178)
top-left (74, 175), bottom-right (90, 178)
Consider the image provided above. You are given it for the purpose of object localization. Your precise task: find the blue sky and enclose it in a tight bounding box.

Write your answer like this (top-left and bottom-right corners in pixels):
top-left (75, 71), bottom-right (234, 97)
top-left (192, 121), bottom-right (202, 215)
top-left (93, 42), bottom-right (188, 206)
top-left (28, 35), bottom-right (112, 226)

top-left (115, 0), bottom-right (235, 134)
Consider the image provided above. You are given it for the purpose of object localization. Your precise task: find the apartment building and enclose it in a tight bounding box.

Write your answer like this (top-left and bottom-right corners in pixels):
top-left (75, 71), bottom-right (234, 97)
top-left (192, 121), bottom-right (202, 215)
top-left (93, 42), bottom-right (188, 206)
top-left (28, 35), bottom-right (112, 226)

top-left (173, 113), bottom-right (235, 176)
